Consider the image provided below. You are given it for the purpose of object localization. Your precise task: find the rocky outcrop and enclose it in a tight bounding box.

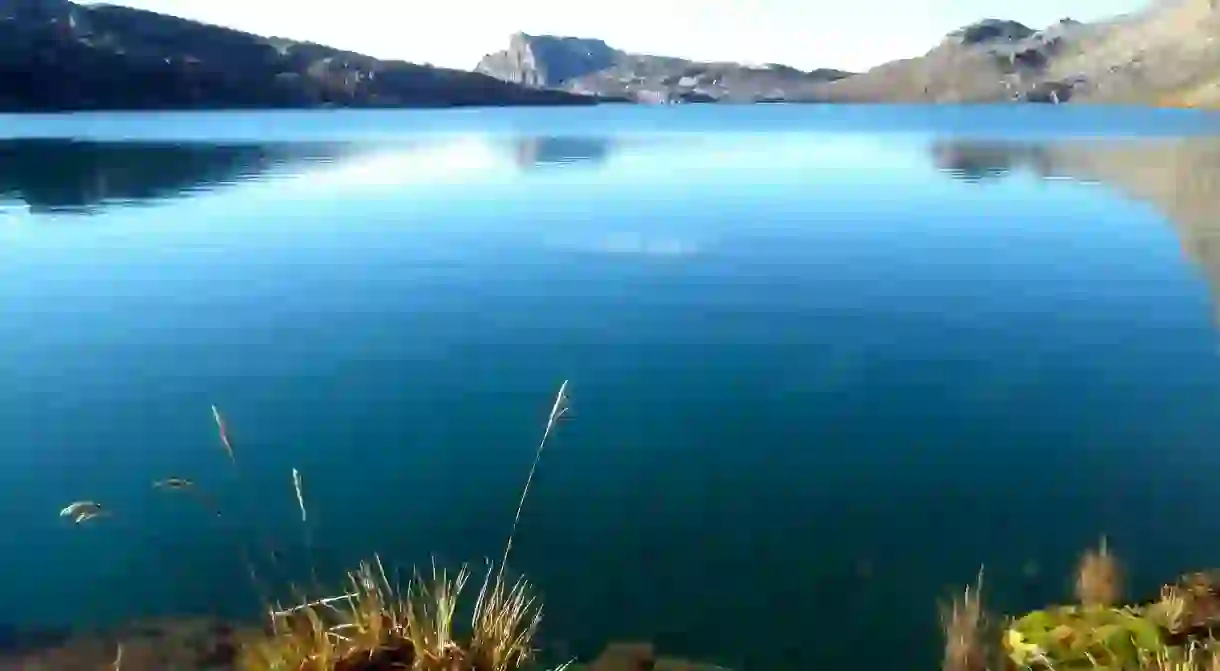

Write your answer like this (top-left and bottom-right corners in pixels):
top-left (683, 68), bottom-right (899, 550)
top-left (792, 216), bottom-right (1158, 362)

top-left (475, 33), bottom-right (621, 88)
top-left (475, 33), bottom-right (853, 103)
top-left (0, 1), bottom-right (604, 111)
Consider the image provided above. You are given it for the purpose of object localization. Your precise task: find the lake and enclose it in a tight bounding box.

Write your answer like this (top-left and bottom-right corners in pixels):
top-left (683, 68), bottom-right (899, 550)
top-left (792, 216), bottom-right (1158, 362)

top-left (4, 104), bottom-right (1220, 670)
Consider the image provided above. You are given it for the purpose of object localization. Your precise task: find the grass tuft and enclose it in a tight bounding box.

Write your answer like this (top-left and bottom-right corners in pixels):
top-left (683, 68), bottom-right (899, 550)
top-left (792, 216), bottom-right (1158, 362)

top-left (940, 567), bottom-right (989, 671)
top-left (1075, 537), bottom-right (1123, 608)
top-left (469, 562), bottom-right (543, 671)
top-left (238, 556), bottom-right (547, 671)
top-left (235, 380), bottom-right (570, 670)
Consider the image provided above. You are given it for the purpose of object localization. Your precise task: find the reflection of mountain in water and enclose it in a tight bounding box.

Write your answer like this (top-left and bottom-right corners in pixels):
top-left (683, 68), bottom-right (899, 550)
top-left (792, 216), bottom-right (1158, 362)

top-left (929, 136), bottom-right (1220, 318)
top-left (510, 136), bottom-right (612, 169)
top-left (1039, 139), bottom-right (1220, 308)
top-left (0, 140), bottom-right (347, 213)
top-left (929, 140), bottom-right (1057, 182)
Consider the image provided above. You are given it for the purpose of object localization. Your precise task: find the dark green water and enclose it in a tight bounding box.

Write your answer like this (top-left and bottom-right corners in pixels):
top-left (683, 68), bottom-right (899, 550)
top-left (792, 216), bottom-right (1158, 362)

top-left (5, 106), bottom-right (1220, 669)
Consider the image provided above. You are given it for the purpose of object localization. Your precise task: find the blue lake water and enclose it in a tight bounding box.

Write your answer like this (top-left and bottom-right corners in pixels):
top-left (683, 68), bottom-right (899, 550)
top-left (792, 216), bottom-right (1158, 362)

top-left (4, 105), bottom-right (1220, 668)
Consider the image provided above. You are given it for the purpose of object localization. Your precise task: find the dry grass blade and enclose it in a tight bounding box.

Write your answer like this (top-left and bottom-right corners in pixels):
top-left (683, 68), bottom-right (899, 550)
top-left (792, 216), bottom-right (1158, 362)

top-left (498, 380), bottom-right (570, 580)
top-left (242, 592), bottom-right (337, 671)
top-left (241, 557), bottom-right (414, 671)
top-left (291, 466), bottom-right (320, 587)
top-left (212, 404), bottom-right (236, 465)
top-left (404, 560), bottom-right (471, 666)
top-left (292, 468), bottom-right (308, 523)
top-left (1150, 584), bottom-right (1190, 632)
top-left (334, 559), bottom-right (401, 652)
top-left (232, 379), bottom-right (571, 670)
top-left (470, 561), bottom-right (544, 671)
top-left (1076, 536), bottom-right (1122, 607)
top-left (940, 567), bottom-right (988, 671)
top-left (1141, 641), bottom-right (1220, 671)
top-left (1206, 641), bottom-right (1220, 671)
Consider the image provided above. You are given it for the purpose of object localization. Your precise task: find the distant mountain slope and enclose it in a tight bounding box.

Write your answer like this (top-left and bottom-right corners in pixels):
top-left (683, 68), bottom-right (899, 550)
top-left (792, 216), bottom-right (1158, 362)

top-left (815, 0), bottom-right (1220, 105)
top-left (0, 0), bottom-right (602, 111)
top-left (815, 18), bottom-right (1095, 103)
top-left (1045, 0), bottom-right (1220, 104)
top-left (475, 32), bottom-right (854, 103)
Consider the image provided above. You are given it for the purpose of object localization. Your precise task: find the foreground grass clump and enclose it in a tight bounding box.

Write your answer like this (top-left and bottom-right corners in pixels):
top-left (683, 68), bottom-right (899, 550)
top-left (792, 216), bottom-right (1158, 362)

top-left (941, 539), bottom-right (1220, 671)
top-left (238, 557), bottom-right (554, 671)
top-left (237, 381), bottom-right (572, 671)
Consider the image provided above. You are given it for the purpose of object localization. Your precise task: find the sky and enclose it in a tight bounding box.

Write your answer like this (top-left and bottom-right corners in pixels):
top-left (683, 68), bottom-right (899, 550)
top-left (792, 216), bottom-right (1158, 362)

top-left (103, 0), bottom-right (1153, 72)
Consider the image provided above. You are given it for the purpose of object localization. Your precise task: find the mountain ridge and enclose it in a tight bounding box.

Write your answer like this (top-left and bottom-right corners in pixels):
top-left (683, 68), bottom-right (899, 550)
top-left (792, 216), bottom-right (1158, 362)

top-left (5, 0), bottom-right (1220, 110)
top-left (0, 0), bottom-right (609, 111)
top-left (475, 32), bottom-right (854, 103)
top-left (475, 1), bottom-right (1220, 106)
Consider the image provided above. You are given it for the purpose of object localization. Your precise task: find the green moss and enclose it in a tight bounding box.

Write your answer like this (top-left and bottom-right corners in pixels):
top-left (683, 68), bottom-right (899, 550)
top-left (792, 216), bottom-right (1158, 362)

top-left (1004, 606), bottom-right (1166, 670)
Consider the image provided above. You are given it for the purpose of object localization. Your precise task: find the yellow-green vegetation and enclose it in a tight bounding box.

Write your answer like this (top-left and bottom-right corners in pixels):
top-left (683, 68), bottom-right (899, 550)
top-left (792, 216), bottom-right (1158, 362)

top-left (941, 540), bottom-right (1220, 671)
top-left (1005, 606), bottom-right (1164, 670)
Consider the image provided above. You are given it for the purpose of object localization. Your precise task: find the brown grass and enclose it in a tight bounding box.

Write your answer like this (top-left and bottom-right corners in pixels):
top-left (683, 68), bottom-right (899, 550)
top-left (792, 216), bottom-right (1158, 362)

top-left (237, 542), bottom-right (551, 671)
top-left (940, 568), bottom-right (989, 671)
top-left (235, 380), bottom-right (572, 671)
top-left (1140, 641), bottom-right (1220, 671)
top-left (1151, 584), bottom-right (1191, 633)
top-left (1075, 537), bottom-right (1123, 607)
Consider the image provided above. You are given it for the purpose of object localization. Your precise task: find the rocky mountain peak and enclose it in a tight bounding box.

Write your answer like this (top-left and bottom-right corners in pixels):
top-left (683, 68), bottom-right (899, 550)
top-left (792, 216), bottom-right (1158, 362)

top-left (947, 19), bottom-right (1036, 46)
top-left (476, 33), bottom-right (620, 88)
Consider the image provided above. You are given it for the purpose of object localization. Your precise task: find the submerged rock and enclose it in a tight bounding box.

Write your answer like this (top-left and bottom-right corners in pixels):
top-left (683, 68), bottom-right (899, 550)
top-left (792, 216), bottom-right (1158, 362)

top-left (571, 641), bottom-right (733, 671)
top-left (0, 624), bottom-right (71, 657)
top-left (0, 616), bottom-right (248, 670)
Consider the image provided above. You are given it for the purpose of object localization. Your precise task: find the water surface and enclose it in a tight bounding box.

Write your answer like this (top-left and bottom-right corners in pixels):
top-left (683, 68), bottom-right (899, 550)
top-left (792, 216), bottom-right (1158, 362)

top-left (4, 106), bottom-right (1220, 669)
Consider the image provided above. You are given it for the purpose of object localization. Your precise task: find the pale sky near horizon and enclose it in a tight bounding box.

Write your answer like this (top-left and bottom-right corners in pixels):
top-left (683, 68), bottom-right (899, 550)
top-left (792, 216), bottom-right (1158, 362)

top-left (101, 0), bottom-right (1153, 72)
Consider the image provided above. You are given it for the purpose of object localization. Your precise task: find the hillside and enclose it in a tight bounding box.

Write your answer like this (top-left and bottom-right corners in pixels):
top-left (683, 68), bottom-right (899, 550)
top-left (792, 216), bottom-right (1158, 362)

top-left (0, 0), bottom-right (602, 111)
top-left (1046, 0), bottom-right (1220, 105)
top-left (813, 18), bottom-right (1099, 103)
top-left (816, 0), bottom-right (1220, 105)
top-left (475, 32), bottom-right (854, 103)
